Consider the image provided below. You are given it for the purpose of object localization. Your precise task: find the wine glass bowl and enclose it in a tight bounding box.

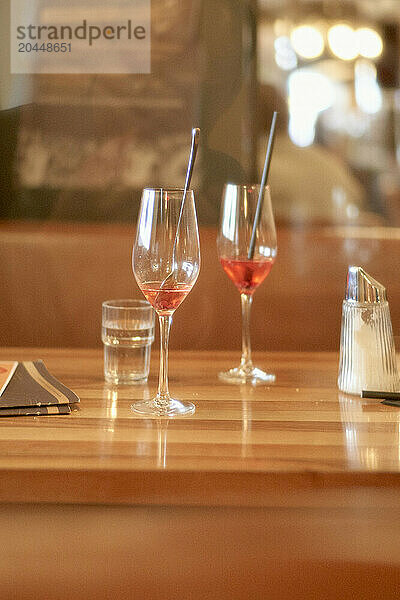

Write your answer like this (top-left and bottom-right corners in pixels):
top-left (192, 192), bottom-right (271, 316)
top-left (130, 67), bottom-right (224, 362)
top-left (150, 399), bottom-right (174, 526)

top-left (132, 188), bottom-right (200, 416)
top-left (218, 183), bottom-right (277, 384)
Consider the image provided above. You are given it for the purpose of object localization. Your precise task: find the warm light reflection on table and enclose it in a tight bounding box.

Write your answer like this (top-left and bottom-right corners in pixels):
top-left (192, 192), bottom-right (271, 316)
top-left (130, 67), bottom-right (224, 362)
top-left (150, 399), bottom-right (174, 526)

top-left (339, 392), bottom-right (400, 470)
top-left (1, 348), bottom-right (400, 506)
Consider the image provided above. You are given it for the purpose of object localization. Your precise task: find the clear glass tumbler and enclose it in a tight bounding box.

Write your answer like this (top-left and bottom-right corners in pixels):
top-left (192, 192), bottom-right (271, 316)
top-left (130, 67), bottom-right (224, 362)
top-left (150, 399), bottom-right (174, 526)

top-left (102, 299), bottom-right (155, 384)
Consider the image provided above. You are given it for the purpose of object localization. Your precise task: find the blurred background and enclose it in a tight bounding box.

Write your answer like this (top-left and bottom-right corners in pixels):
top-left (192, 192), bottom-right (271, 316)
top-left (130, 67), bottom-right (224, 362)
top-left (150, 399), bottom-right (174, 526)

top-left (1, 0), bottom-right (400, 227)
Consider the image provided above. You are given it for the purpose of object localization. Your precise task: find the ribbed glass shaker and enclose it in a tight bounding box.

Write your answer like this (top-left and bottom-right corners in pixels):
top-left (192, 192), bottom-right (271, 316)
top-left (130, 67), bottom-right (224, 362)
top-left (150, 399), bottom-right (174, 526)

top-left (338, 266), bottom-right (400, 395)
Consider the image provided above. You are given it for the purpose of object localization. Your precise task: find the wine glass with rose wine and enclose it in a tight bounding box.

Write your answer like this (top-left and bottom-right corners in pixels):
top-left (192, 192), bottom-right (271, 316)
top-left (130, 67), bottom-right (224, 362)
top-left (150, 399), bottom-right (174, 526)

top-left (132, 188), bottom-right (200, 416)
top-left (217, 183), bottom-right (277, 384)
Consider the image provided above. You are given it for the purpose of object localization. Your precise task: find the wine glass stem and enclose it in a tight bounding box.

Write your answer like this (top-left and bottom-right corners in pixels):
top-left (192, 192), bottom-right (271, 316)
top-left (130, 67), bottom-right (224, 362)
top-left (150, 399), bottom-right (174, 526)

top-left (240, 293), bottom-right (253, 371)
top-left (157, 314), bottom-right (172, 407)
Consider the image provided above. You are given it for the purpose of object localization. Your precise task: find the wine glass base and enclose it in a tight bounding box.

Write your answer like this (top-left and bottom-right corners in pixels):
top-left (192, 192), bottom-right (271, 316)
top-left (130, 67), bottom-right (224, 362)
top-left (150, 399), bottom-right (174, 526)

top-left (131, 398), bottom-right (195, 417)
top-left (219, 366), bottom-right (276, 385)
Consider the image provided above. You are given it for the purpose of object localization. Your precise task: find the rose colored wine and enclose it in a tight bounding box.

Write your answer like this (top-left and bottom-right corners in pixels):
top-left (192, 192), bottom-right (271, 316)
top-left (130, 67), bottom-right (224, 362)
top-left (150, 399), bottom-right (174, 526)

top-left (220, 257), bottom-right (275, 295)
top-left (140, 282), bottom-right (192, 314)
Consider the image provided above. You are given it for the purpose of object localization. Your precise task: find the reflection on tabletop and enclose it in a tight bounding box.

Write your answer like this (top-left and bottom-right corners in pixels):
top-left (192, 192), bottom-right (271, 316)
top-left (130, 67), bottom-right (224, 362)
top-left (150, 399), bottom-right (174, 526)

top-left (102, 385), bottom-right (169, 467)
top-left (339, 392), bottom-right (400, 470)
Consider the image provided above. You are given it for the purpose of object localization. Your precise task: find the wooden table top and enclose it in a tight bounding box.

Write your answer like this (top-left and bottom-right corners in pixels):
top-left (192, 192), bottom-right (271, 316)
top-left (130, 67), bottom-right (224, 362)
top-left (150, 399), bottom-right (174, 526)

top-left (1, 347), bottom-right (400, 506)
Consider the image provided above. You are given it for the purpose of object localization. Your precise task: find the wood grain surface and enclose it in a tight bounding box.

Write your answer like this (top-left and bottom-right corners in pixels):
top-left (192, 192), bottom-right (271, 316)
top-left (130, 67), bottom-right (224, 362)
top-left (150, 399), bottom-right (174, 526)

top-left (0, 348), bottom-right (400, 506)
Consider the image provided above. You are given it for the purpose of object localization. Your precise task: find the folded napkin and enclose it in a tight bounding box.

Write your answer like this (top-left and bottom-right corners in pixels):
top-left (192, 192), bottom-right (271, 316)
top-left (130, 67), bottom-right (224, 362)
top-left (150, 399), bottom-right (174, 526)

top-left (0, 361), bottom-right (79, 416)
top-left (0, 405), bottom-right (72, 417)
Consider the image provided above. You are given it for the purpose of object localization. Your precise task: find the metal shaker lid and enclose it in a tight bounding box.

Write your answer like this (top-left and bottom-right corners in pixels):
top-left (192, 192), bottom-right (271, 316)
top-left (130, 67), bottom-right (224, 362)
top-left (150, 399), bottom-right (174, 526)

top-left (345, 266), bottom-right (387, 303)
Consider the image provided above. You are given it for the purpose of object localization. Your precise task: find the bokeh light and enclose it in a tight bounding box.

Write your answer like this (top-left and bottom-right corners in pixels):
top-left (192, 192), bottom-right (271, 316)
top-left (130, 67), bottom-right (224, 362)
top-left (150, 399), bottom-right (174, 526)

top-left (291, 25), bottom-right (324, 59)
top-left (274, 36), bottom-right (298, 70)
top-left (356, 27), bottom-right (383, 59)
top-left (288, 69), bottom-right (334, 146)
top-left (354, 59), bottom-right (382, 114)
top-left (328, 24), bottom-right (358, 61)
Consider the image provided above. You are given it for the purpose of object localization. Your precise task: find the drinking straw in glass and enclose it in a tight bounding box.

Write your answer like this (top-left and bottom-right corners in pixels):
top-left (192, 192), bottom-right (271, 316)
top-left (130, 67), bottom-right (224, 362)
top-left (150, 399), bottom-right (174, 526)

top-left (217, 183), bottom-right (277, 383)
top-left (132, 188), bottom-right (200, 416)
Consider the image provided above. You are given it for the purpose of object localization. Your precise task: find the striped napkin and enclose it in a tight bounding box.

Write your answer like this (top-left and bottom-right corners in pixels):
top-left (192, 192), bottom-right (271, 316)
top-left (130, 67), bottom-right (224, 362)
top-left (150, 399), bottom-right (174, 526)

top-left (0, 361), bottom-right (80, 416)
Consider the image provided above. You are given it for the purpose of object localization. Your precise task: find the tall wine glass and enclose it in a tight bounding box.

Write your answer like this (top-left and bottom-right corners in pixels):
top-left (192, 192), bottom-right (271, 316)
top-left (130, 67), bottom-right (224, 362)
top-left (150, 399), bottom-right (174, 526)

top-left (218, 183), bottom-right (277, 384)
top-left (132, 188), bottom-right (200, 416)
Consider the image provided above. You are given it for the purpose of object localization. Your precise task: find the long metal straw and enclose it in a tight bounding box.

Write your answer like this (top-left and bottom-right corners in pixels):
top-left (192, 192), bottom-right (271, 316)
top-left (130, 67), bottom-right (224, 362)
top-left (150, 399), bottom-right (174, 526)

top-left (158, 127), bottom-right (200, 292)
top-left (247, 111), bottom-right (278, 260)
top-left (174, 127), bottom-right (200, 247)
